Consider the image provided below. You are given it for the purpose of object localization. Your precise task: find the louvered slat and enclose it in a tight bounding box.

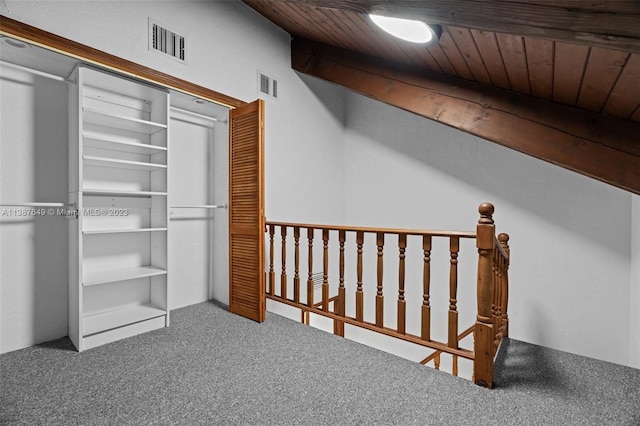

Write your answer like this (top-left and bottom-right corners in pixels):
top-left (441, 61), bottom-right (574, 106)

top-left (229, 100), bottom-right (265, 322)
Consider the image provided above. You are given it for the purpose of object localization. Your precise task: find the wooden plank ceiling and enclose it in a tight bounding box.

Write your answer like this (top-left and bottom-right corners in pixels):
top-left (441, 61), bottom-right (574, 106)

top-left (242, 0), bottom-right (640, 194)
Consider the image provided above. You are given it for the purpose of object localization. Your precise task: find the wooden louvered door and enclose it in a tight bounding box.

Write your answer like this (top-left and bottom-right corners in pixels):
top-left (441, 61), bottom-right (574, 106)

top-left (228, 99), bottom-right (265, 322)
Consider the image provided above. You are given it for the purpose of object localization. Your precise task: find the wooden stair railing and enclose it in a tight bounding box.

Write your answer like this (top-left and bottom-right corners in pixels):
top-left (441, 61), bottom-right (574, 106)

top-left (265, 203), bottom-right (509, 388)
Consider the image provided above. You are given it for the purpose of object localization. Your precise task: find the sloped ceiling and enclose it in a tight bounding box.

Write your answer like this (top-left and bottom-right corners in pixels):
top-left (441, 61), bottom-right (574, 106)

top-left (242, 0), bottom-right (640, 194)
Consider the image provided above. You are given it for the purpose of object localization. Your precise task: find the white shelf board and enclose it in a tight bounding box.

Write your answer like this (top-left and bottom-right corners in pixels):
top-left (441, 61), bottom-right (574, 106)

top-left (83, 227), bottom-right (167, 235)
top-left (83, 107), bottom-right (167, 135)
top-left (82, 189), bottom-right (167, 197)
top-left (83, 155), bottom-right (167, 171)
top-left (83, 130), bottom-right (167, 154)
top-left (83, 266), bottom-right (167, 286)
top-left (82, 316), bottom-right (165, 350)
top-left (83, 303), bottom-right (166, 336)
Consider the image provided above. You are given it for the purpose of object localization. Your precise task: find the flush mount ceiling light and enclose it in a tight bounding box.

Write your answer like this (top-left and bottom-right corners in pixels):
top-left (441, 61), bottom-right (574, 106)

top-left (369, 14), bottom-right (441, 44)
top-left (1, 36), bottom-right (30, 49)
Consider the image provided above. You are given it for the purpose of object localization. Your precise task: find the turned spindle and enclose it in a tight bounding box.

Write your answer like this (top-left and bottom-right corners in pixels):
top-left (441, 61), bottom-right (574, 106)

top-left (421, 235), bottom-right (432, 341)
top-left (281, 226), bottom-right (287, 299)
top-left (322, 229), bottom-right (329, 312)
top-left (307, 228), bottom-right (314, 307)
top-left (375, 232), bottom-right (384, 328)
top-left (397, 233), bottom-right (407, 335)
top-left (293, 227), bottom-right (300, 304)
top-left (268, 224), bottom-right (275, 296)
top-left (356, 231), bottom-right (364, 322)
top-left (335, 230), bottom-right (346, 336)
top-left (448, 236), bottom-right (459, 349)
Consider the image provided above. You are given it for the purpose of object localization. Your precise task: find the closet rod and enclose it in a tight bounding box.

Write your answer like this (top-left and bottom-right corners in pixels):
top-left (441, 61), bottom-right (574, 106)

top-left (170, 106), bottom-right (226, 123)
top-left (170, 205), bottom-right (228, 209)
top-left (0, 60), bottom-right (69, 83)
top-left (0, 202), bottom-right (70, 207)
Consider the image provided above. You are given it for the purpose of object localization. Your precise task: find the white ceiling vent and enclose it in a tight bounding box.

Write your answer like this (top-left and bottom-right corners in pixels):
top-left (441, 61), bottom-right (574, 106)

top-left (258, 71), bottom-right (278, 99)
top-left (149, 18), bottom-right (186, 63)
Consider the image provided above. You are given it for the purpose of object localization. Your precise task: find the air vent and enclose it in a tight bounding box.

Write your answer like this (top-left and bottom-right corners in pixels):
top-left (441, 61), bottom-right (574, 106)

top-left (258, 71), bottom-right (278, 99)
top-left (149, 18), bottom-right (186, 63)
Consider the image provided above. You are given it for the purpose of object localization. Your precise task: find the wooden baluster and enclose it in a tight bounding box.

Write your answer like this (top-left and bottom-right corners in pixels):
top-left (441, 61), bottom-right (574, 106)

top-left (281, 226), bottom-right (287, 299)
top-left (448, 236), bottom-right (460, 348)
top-left (493, 249), bottom-right (501, 346)
top-left (452, 355), bottom-right (459, 377)
top-left (356, 231), bottom-right (364, 322)
top-left (499, 233), bottom-right (510, 337)
top-left (474, 203), bottom-right (496, 388)
top-left (307, 228), bottom-right (314, 308)
top-left (322, 229), bottom-right (329, 312)
top-left (421, 235), bottom-right (432, 341)
top-left (268, 224), bottom-right (275, 296)
top-left (397, 233), bottom-right (407, 334)
top-left (335, 230), bottom-right (346, 336)
top-left (375, 232), bottom-right (384, 328)
top-left (434, 353), bottom-right (441, 370)
top-left (293, 227), bottom-right (300, 304)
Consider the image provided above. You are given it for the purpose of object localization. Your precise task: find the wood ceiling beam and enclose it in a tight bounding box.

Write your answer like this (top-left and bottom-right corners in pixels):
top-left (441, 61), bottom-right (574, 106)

top-left (292, 38), bottom-right (640, 195)
top-left (277, 0), bottom-right (640, 52)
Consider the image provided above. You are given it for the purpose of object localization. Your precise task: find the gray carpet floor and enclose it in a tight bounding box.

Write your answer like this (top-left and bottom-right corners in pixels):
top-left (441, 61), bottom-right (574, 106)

top-left (1, 301), bottom-right (639, 425)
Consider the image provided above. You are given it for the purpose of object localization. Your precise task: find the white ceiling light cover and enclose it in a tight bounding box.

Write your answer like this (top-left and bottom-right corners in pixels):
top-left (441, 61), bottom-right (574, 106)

top-left (369, 14), bottom-right (437, 44)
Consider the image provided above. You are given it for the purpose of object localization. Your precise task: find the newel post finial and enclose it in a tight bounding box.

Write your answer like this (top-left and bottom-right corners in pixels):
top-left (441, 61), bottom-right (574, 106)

top-left (474, 202), bottom-right (496, 388)
top-left (478, 202), bottom-right (494, 225)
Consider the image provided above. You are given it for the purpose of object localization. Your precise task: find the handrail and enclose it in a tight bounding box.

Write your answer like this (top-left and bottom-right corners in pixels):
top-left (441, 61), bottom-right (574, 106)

top-left (265, 203), bottom-right (509, 388)
top-left (265, 220), bottom-right (477, 239)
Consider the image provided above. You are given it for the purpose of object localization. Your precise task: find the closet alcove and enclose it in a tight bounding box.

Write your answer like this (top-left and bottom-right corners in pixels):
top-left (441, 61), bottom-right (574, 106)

top-left (0, 31), bottom-right (254, 352)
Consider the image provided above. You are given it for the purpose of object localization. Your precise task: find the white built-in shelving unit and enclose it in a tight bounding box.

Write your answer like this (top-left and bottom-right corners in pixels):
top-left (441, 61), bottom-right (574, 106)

top-left (69, 65), bottom-right (170, 351)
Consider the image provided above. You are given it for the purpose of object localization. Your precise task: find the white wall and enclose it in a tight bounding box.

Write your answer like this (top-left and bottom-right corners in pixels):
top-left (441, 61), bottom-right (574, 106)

top-left (0, 0), bottom-right (346, 353)
top-left (0, 0), bottom-right (346, 223)
top-left (342, 92), bottom-right (635, 366)
top-left (631, 195), bottom-right (640, 368)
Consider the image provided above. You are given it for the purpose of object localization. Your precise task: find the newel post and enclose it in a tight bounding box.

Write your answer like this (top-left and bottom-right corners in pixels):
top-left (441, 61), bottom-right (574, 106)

top-left (474, 203), bottom-right (495, 388)
top-left (498, 233), bottom-right (510, 338)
